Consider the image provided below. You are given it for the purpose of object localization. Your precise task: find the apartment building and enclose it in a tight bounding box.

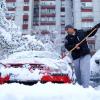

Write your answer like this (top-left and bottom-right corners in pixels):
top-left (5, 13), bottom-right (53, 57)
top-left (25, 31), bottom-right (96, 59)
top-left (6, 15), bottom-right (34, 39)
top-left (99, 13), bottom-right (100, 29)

top-left (5, 0), bottom-right (33, 35)
top-left (33, 0), bottom-right (73, 34)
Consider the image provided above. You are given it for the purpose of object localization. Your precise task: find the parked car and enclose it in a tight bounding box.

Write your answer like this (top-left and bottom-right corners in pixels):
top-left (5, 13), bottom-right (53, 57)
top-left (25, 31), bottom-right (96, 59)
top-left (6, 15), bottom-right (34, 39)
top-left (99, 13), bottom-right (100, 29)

top-left (0, 51), bottom-right (76, 84)
top-left (90, 50), bottom-right (100, 83)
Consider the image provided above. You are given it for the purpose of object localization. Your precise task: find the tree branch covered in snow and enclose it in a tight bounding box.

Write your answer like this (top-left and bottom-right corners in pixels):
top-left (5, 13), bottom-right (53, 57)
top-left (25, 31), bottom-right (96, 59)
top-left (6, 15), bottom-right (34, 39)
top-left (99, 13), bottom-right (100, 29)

top-left (0, 0), bottom-right (63, 59)
top-left (0, 1), bottom-right (45, 59)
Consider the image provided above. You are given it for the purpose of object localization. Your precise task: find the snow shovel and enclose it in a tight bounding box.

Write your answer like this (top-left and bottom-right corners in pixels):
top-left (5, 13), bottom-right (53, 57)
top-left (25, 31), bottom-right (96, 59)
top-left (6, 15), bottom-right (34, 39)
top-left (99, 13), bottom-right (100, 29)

top-left (62, 28), bottom-right (97, 58)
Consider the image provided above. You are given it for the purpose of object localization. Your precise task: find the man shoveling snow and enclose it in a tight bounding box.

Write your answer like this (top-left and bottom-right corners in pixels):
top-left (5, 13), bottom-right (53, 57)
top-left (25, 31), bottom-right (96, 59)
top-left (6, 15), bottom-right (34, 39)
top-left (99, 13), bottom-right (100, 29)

top-left (64, 23), bottom-right (100, 88)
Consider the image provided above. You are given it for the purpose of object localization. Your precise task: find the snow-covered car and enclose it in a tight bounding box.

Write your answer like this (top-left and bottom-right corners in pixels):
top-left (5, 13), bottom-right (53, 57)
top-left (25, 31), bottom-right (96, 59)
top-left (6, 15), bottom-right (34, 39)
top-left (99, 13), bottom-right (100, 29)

top-left (0, 51), bottom-right (75, 84)
top-left (90, 50), bottom-right (100, 82)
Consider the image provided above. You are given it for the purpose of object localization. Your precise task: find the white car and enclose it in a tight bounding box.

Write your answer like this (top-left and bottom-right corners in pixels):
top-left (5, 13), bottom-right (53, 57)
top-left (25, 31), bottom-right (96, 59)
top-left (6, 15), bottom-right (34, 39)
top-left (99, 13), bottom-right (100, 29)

top-left (0, 51), bottom-right (75, 84)
top-left (90, 50), bottom-right (100, 83)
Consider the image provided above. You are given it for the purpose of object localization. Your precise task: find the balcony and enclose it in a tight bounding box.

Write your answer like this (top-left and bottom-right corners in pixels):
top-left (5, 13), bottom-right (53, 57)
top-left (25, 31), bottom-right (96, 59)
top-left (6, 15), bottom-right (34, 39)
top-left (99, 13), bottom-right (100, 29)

top-left (24, 0), bottom-right (29, 2)
top-left (81, 0), bottom-right (92, 2)
top-left (23, 15), bottom-right (28, 19)
top-left (81, 8), bottom-right (93, 12)
top-left (41, 5), bottom-right (55, 9)
top-left (41, 0), bottom-right (55, 1)
top-left (22, 24), bottom-right (28, 29)
top-left (41, 21), bottom-right (55, 25)
top-left (33, 21), bottom-right (55, 26)
top-left (6, 0), bottom-right (16, 2)
top-left (41, 14), bottom-right (55, 17)
top-left (23, 6), bottom-right (29, 11)
top-left (82, 18), bottom-right (94, 22)
top-left (8, 8), bottom-right (16, 11)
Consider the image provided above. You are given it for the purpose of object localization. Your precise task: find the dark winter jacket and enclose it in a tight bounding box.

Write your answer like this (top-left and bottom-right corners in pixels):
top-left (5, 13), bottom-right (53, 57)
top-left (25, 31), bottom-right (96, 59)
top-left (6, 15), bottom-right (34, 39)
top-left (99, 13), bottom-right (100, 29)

top-left (65, 23), bottom-right (100, 60)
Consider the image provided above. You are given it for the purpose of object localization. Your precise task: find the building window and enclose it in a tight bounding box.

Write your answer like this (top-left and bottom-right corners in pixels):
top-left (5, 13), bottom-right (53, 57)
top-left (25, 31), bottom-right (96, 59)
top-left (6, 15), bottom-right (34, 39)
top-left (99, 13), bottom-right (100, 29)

top-left (81, 18), bottom-right (94, 22)
top-left (22, 24), bottom-right (28, 29)
top-left (23, 6), bottom-right (29, 11)
top-left (24, 0), bottom-right (29, 2)
top-left (6, 0), bottom-right (16, 2)
top-left (41, 1), bottom-right (55, 6)
top-left (23, 15), bottom-right (29, 21)
top-left (81, 2), bottom-right (93, 9)
top-left (61, 16), bottom-right (65, 25)
top-left (81, 0), bottom-right (92, 2)
top-left (81, 8), bottom-right (93, 12)
top-left (6, 2), bottom-right (16, 8)
top-left (81, 22), bottom-right (94, 29)
top-left (81, 12), bottom-right (93, 18)
top-left (61, 1), bottom-right (65, 7)
top-left (6, 13), bottom-right (15, 20)
top-left (23, 21), bottom-right (28, 24)
top-left (24, 0), bottom-right (29, 5)
top-left (61, 7), bottom-right (65, 12)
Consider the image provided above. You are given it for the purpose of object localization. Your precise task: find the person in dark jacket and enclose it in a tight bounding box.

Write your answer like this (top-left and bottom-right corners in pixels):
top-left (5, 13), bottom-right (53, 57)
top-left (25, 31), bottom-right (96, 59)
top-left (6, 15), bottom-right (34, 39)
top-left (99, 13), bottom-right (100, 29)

top-left (64, 23), bottom-right (100, 88)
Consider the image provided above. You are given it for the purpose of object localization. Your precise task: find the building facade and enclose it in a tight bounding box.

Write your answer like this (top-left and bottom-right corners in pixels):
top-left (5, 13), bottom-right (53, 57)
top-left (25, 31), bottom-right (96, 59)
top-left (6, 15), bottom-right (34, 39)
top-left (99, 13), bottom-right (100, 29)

top-left (33, 0), bottom-right (73, 34)
top-left (5, 0), bottom-right (100, 51)
top-left (5, 0), bottom-right (33, 35)
top-left (5, 0), bottom-right (73, 34)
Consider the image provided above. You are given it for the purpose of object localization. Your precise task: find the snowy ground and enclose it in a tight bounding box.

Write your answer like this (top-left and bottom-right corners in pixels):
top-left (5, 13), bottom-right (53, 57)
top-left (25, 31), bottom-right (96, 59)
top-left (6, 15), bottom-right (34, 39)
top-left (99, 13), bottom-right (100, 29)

top-left (0, 83), bottom-right (100, 100)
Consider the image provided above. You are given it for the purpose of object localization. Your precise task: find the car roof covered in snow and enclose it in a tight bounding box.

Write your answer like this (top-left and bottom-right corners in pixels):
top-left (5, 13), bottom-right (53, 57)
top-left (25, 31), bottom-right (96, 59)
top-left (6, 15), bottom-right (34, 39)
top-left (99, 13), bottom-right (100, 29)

top-left (8, 51), bottom-right (60, 60)
top-left (0, 51), bottom-right (62, 69)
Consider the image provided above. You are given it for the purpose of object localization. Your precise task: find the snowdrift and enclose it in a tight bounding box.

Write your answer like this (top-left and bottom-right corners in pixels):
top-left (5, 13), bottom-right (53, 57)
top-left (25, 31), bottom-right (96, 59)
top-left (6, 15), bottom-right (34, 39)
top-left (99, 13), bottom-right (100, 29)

top-left (0, 83), bottom-right (100, 100)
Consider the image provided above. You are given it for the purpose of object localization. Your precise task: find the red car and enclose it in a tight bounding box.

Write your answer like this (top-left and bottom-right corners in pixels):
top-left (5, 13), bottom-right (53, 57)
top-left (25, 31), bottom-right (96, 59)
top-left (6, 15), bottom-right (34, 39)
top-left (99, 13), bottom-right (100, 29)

top-left (0, 51), bottom-right (75, 84)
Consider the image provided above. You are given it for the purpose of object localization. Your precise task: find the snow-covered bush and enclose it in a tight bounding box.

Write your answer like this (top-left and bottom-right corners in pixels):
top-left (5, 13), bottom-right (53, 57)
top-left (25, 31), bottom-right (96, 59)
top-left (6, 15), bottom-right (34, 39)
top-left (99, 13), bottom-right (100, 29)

top-left (35, 30), bottom-right (62, 53)
top-left (14, 35), bottom-right (45, 52)
top-left (0, 0), bottom-right (45, 59)
top-left (0, 0), bottom-right (64, 59)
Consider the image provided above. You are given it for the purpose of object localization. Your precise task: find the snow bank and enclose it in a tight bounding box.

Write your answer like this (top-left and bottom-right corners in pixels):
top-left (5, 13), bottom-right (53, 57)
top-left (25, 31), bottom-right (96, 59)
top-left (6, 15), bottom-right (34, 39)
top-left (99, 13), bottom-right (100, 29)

top-left (0, 67), bottom-right (42, 81)
top-left (0, 83), bottom-right (100, 100)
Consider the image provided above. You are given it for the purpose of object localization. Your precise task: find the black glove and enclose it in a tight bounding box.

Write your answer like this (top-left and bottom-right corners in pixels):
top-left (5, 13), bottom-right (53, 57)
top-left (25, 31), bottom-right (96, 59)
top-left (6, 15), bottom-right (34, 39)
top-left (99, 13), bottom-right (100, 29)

top-left (94, 23), bottom-right (100, 29)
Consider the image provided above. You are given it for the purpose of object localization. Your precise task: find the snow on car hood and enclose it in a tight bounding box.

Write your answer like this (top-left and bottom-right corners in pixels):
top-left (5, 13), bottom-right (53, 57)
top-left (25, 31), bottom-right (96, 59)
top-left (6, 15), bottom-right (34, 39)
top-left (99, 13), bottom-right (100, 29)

top-left (0, 51), bottom-right (72, 70)
top-left (0, 58), bottom-right (72, 78)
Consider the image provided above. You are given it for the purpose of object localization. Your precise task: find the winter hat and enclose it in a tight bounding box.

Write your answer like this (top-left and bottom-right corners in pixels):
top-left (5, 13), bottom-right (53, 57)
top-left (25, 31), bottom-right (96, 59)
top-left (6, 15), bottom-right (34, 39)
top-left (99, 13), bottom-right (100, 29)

top-left (65, 25), bottom-right (74, 30)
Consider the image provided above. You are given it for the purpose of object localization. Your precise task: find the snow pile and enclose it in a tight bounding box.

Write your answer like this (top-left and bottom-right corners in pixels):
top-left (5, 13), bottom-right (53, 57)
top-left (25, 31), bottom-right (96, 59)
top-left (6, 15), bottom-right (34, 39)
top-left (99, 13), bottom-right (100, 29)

top-left (16, 35), bottom-right (45, 52)
top-left (0, 83), bottom-right (100, 100)
top-left (35, 30), bottom-right (63, 53)
top-left (0, 67), bottom-right (42, 81)
top-left (8, 50), bottom-right (60, 60)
